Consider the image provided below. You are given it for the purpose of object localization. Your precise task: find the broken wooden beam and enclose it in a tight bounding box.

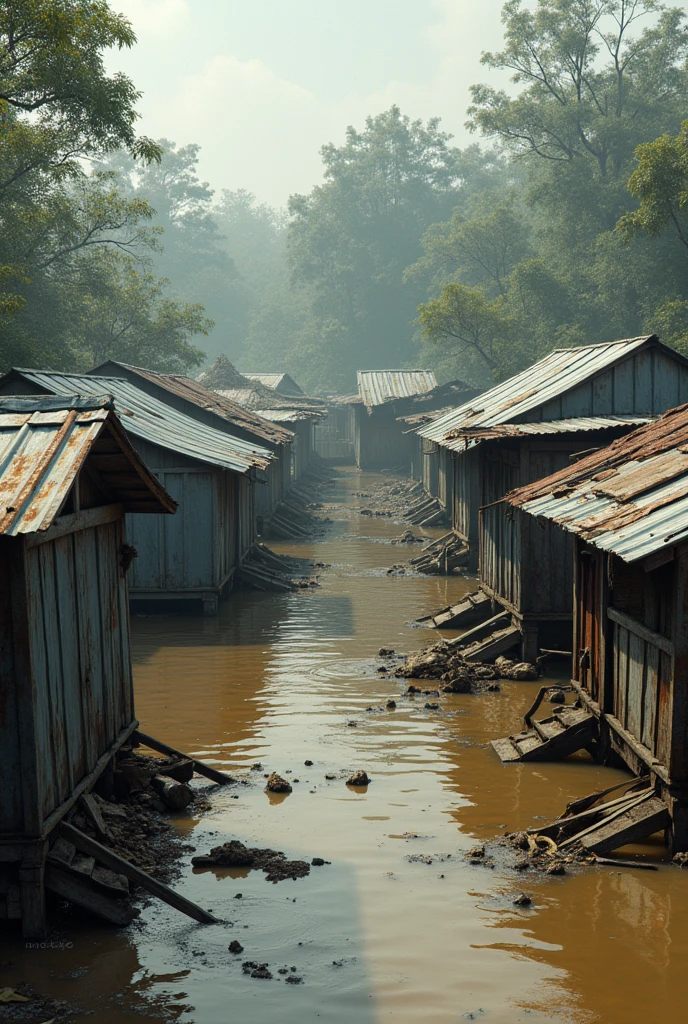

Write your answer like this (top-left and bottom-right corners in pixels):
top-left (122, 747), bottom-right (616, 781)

top-left (579, 797), bottom-right (670, 856)
top-left (45, 865), bottom-right (137, 927)
top-left (133, 730), bottom-right (234, 785)
top-left (58, 823), bottom-right (217, 925)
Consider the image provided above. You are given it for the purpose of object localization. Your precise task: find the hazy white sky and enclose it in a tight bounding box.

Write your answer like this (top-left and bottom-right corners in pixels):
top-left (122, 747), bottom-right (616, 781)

top-left (108, 0), bottom-right (508, 207)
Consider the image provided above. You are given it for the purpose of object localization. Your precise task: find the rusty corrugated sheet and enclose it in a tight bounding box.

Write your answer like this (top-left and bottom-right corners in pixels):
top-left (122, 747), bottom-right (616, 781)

top-left (357, 370), bottom-right (437, 408)
top-left (0, 394), bottom-right (175, 535)
top-left (504, 402), bottom-right (688, 562)
top-left (243, 373), bottom-right (304, 396)
top-left (3, 369), bottom-right (275, 474)
top-left (418, 337), bottom-right (666, 450)
top-left (253, 407), bottom-right (325, 423)
top-left (90, 361), bottom-right (294, 447)
top-left (445, 415), bottom-right (653, 445)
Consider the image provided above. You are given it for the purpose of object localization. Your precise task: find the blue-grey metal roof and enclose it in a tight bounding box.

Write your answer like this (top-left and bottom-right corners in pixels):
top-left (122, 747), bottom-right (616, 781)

top-left (0, 396), bottom-right (175, 534)
top-left (4, 370), bottom-right (274, 474)
top-left (357, 370), bottom-right (437, 407)
top-left (418, 337), bottom-right (659, 450)
top-left (505, 403), bottom-right (688, 562)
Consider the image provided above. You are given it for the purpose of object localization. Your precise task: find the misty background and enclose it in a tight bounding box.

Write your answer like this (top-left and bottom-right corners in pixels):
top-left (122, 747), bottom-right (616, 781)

top-left (2, 0), bottom-right (688, 394)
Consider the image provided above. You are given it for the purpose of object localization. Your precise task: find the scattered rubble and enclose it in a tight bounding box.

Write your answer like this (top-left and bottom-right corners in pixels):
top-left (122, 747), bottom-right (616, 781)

top-left (392, 640), bottom-right (534, 693)
top-left (408, 531), bottom-right (468, 575)
top-left (266, 457), bottom-right (336, 540)
top-left (494, 656), bottom-right (539, 681)
top-left (392, 529), bottom-right (424, 544)
top-left (353, 478), bottom-right (426, 519)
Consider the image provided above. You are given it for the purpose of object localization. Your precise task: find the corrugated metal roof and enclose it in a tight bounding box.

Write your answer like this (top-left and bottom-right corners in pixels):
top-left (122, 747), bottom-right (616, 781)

top-left (243, 373), bottom-right (304, 396)
top-left (214, 390), bottom-right (326, 422)
top-left (443, 415), bottom-right (653, 446)
top-left (0, 395), bottom-right (175, 535)
top-left (3, 370), bottom-right (274, 475)
top-left (357, 370), bottom-right (437, 407)
top-left (198, 356), bottom-right (324, 412)
top-left (90, 361), bottom-right (294, 446)
top-left (505, 403), bottom-right (688, 562)
top-left (253, 408), bottom-right (323, 423)
top-left (418, 337), bottom-right (659, 449)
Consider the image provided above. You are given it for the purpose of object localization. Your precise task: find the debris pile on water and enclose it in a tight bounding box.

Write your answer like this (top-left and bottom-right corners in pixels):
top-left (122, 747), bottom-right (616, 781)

top-left (392, 642), bottom-right (537, 693)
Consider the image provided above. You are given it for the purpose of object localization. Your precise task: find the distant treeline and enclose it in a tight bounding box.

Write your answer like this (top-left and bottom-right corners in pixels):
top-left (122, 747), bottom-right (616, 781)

top-left (2, 1), bottom-right (688, 393)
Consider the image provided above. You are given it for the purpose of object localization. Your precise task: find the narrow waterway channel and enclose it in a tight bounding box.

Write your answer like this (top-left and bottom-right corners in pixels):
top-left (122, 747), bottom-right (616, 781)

top-left (4, 467), bottom-right (688, 1023)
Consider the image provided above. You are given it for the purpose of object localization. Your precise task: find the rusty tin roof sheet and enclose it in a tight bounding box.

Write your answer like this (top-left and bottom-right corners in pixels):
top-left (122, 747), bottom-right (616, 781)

top-left (357, 370), bottom-right (438, 408)
top-left (90, 362), bottom-right (294, 447)
top-left (0, 395), bottom-right (175, 535)
top-left (418, 337), bottom-right (660, 450)
top-left (443, 415), bottom-right (653, 445)
top-left (243, 373), bottom-right (304, 396)
top-left (504, 403), bottom-right (688, 562)
top-left (3, 370), bottom-right (274, 474)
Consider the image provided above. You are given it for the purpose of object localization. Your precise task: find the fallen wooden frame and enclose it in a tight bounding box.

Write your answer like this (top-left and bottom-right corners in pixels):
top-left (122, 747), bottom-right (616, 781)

top-left (58, 823), bottom-right (218, 925)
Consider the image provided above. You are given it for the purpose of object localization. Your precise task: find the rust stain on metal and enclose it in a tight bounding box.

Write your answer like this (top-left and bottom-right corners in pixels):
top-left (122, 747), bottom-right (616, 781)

top-left (504, 401), bottom-right (688, 562)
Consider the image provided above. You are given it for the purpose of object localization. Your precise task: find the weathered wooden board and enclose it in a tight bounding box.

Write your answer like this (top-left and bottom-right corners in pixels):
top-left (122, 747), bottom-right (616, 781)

top-left (58, 823), bottom-right (217, 925)
top-left (45, 865), bottom-right (136, 926)
top-left (491, 709), bottom-right (595, 763)
top-left (462, 626), bottom-right (521, 663)
top-left (581, 797), bottom-right (670, 855)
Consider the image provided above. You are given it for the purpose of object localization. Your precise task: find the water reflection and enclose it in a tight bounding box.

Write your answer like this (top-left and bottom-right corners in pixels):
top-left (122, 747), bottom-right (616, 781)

top-left (3, 468), bottom-right (688, 1022)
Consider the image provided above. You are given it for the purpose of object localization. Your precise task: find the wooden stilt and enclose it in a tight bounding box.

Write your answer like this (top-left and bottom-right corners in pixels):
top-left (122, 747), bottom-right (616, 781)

top-left (19, 841), bottom-right (48, 939)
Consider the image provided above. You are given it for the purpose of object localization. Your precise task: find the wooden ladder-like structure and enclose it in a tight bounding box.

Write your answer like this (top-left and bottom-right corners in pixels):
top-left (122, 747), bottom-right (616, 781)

top-left (492, 686), bottom-right (596, 763)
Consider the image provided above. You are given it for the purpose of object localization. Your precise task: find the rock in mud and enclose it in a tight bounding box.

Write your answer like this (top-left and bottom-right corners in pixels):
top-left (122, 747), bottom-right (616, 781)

top-left (285, 975), bottom-right (303, 984)
top-left (243, 961), bottom-right (273, 979)
top-left (513, 892), bottom-right (532, 906)
top-left (467, 846), bottom-right (485, 859)
top-left (347, 771), bottom-right (370, 787)
top-left (379, 647), bottom-right (395, 657)
top-left (266, 772), bottom-right (292, 793)
top-left (229, 940), bottom-right (244, 954)
top-left (304, 759), bottom-right (313, 766)
top-left (386, 699), bottom-right (396, 709)
top-left (548, 690), bottom-right (567, 704)
top-left (494, 656), bottom-right (538, 681)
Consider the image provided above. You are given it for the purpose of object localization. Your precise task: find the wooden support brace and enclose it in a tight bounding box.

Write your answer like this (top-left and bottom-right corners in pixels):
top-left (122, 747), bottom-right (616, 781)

top-left (57, 823), bottom-right (217, 925)
top-left (133, 731), bottom-right (234, 785)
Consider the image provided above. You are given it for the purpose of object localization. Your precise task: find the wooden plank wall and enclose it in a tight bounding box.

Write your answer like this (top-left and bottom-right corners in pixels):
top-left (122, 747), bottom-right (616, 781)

top-left (534, 347), bottom-right (688, 421)
top-left (24, 522), bottom-right (134, 828)
top-left (0, 541), bottom-right (23, 834)
top-left (611, 613), bottom-right (672, 764)
top-left (421, 442), bottom-right (439, 498)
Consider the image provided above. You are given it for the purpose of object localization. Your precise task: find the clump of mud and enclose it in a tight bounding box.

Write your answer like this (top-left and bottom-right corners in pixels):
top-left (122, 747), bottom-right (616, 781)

top-left (191, 840), bottom-right (322, 883)
top-left (265, 772), bottom-right (292, 793)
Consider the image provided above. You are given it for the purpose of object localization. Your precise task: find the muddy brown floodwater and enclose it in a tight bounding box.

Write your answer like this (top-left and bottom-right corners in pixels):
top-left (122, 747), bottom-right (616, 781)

top-left (3, 467), bottom-right (688, 1023)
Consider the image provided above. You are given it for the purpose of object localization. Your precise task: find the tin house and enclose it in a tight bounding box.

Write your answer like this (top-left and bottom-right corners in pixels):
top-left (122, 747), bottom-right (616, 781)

top-left (0, 395), bottom-right (175, 936)
top-left (504, 403), bottom-right (688, 851)
top-left (0, 369), bottom-right (274, 615)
